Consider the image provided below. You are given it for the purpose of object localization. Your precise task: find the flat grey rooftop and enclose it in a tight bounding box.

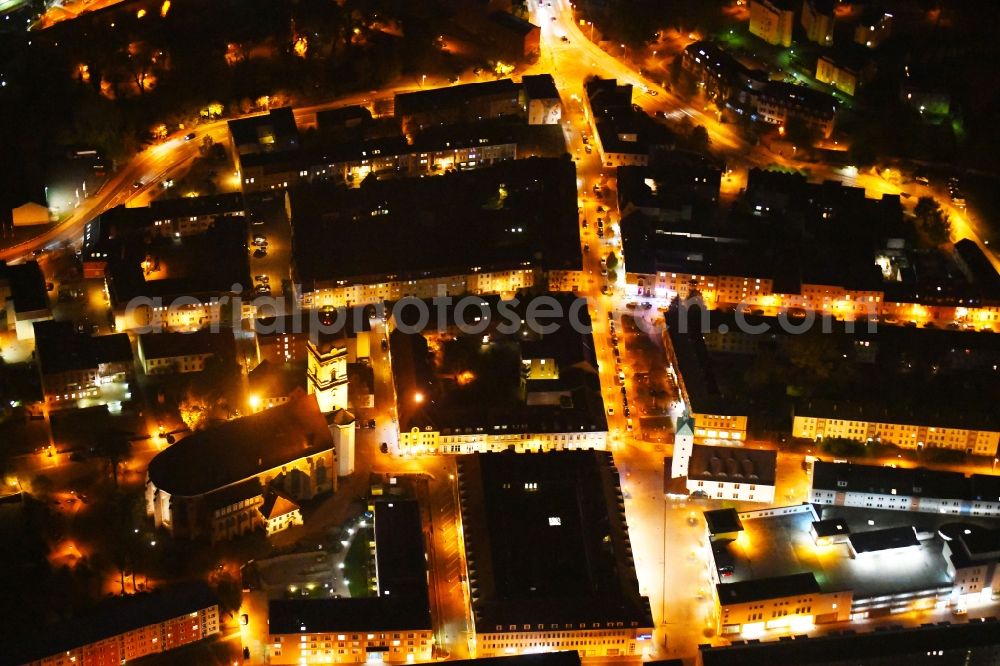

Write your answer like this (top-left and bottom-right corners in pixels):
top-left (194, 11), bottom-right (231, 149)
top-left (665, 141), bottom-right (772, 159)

top-left (714, 505), bottom-right (997, 601)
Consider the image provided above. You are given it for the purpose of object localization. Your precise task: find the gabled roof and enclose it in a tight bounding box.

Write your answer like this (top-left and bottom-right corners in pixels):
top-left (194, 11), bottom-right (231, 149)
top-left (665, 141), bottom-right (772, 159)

top-left (147, 394), bottom-right (334, 497)
top-left (260, 489), bottom-right (300, 520)
top-left (138, 328), bottom-right (235, 361)
top-left (687, 444), bottom-right (777, 486)
top-left (812, 461), bottom-right (974, 500)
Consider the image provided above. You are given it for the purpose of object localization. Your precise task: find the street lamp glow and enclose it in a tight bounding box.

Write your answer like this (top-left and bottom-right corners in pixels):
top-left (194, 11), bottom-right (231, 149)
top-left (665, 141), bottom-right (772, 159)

top-left (249, 394), bottom-right (261, 411)
top-left (414, 392), bottom-right (424, 404)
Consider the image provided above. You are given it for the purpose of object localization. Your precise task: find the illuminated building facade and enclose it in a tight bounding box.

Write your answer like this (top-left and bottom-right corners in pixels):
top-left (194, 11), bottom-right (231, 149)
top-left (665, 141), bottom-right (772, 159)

top-left (752, 82), bottom-right (837, 138)
top-left (265, 499), bottom-right (432, 664)
top-left (102, 217), bottom-right (253, 333)
top-left (391, 294), bottom-right (608, 455)
top-left (749, 0), bottom-right (794, 47)
top-left (146, 395), bottom-right (337, 541)
top-left (457, 451), bottom-right (654, 658)
top-left (801, 0), bottom-right (834, 45)
top-left (33, 321), bottom-right (133, 407)
top-left (13, 583), bottom-right (220, 666)
top-left (663, 307), bottom-right (750, 445)
top-left (289, 158), bottom-right (582, 310)
top-left (703, 503), bottom-right (1000, 636)
top-left (677, 443), bottom-right (777, 503)
top-left (137, 328), bottom-right (235, 376)
top-left (810, 462), bottom-right (1000, 518)
top-left (794, 408), bottom-right (1000, 455)
top-left (522, 74), bottom-right (562, 125)
top-left (307, 334), bottom-right (349, 414)
top-left (698, 619), bottom-right (1000, 665)
top-left (0, 259), bottom-right (52, 341)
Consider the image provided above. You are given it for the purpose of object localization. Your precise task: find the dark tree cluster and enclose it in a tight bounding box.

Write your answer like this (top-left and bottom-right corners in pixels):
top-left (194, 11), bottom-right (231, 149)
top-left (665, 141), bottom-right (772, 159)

top-left (0, 0), bottom-right (456, 204)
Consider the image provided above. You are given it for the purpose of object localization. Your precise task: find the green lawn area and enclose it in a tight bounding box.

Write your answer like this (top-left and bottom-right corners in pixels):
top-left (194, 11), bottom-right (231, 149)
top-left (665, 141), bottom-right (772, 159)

top-left (343, 526), bottom-right (374, 598)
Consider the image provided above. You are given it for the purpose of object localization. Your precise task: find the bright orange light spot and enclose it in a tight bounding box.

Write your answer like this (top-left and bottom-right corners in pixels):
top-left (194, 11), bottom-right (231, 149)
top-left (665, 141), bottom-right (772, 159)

top-left (293, 36), bottom-right (308, 58)
top-left (136, 8), bottom-right (146, 18)
top-left (160, 0), bottom-right (170, 17)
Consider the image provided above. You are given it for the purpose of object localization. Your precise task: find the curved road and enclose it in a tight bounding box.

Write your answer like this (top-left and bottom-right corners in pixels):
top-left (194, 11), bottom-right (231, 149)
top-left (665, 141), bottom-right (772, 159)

top-left (0, 88), bottom-right (416, 264)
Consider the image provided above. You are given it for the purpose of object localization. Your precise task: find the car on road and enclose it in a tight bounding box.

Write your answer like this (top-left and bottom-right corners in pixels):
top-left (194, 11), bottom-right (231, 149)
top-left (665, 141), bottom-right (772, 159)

top-left (253, 248), bottom-right (267, 258)
top-left (561, 36), bottom-right (569, 43)
top-left (607, 406), bottom-right (614, 415)
top-left (254, 274), bottom-right (269, 283)
top-left (649, 90), bottom-right (658, 96)
top-left (184, 132), bottom-right (196, 141)
top-left (133, 180), bottom-right (143, 189)
top-left (583, 243), bottom-right (589, 253)
top-left (585, 145), bottom-right (592, 154)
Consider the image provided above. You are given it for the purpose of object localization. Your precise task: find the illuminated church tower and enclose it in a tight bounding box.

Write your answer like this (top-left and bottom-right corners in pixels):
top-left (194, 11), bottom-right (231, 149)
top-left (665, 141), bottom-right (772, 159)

top-left (307, 334), bottom-right (349, 414)
top-left (670, 414), bottom-right (695, 478)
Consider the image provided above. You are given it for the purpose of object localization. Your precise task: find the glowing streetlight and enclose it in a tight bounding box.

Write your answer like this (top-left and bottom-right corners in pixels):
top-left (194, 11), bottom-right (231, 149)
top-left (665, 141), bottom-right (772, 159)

top-left (249, 394), bottom-right (261, 411)
top-left (414, 392), bottom-right (424, 404)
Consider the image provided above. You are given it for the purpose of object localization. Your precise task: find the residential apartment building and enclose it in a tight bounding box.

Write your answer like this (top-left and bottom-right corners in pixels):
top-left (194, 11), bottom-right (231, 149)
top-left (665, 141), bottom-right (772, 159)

top-left (749, 0), bottom-right (794, 47)
top-left (266, 499), bottom-right (433, 664)
top-left (810, 461), bottom-right (1000, 518)
top-left (815, 48), bottom-right (874, 97)
top-left (137, 328), bottom-right (235, 375)
top-left (523, 74), bottom-right (562, 125)
top-left (584, 78), bottom-right (674, 168)
top-left (395, 79), bottom-right (523, 131)
top-left (33, 321), bottom-right (133, 407)
top-left (458, 451), bottom-right (654, 658)
top-left (854, 8), bottom-right (892, 48)
top-left (289, 158), bottom-right (581, 310)
top-left (663, 307), bottom-right (751, 444)
top-left (753, 82), bottom-right (837, 138)
top-left (148, 192), bottom-right (245, 238)
top-left (793, 403), bottom-right (1000, 456)
top-left (391, 294), bottom-right (607, 455)
top-left (13, 583), bottom-right (220, 666)
top-left (801, 0), bottom-right (834, 45)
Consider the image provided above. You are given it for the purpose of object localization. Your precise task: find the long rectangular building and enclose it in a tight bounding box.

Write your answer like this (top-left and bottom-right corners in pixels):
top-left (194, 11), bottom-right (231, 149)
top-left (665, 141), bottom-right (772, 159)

top-left (288, 158), bottom-right (583, 309)
top-left (12, 583), bottom-right (220, 666)
top-left (457, 451), bottom-right (654, 658)
top-left (266, 498), bottom-right (432, 664)
top-left (811, 461), bottom-right (1000, 517)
